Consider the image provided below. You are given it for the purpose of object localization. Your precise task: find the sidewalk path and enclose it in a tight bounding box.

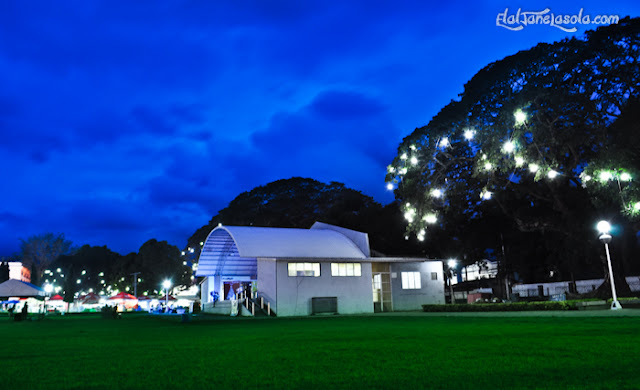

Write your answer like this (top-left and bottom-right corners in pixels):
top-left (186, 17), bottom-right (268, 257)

top-left (367, 308), bottom-right (640, 317)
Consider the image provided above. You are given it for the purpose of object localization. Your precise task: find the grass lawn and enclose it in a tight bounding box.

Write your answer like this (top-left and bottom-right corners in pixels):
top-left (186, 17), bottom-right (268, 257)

top-left (1, 312), bottom-right (639, 389)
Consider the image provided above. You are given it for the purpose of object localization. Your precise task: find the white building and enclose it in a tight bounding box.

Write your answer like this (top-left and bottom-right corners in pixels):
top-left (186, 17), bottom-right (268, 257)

top-left (196, 222), bottom-right (444, 316)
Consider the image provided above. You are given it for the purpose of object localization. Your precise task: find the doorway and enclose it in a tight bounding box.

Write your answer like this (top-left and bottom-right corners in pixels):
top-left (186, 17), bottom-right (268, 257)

top-left (372, 263), bottom-right (392, 312)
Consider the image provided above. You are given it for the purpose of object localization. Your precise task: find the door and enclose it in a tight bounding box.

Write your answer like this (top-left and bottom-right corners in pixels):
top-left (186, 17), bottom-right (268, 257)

top-left (372, 263), bottom-right (392, 312)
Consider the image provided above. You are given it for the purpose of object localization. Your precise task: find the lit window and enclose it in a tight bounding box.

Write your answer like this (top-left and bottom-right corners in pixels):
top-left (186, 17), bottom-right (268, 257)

top-left (401, 272), bottom-right (422, 289)
top-left (288, 263), bottom-right (320, 277)
top-left (331, 263), bottom-right (361, 277)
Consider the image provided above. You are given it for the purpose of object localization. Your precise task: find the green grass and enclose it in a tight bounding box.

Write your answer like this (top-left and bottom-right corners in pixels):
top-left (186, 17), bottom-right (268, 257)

top-left (1, 313), bottom-right (639, 389)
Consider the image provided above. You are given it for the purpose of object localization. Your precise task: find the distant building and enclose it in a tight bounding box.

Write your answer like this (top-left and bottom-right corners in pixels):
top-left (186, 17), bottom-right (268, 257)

top-left (9, 262), bottom-right (31, 283)
top-left (196, 222), bottom-right (445, 316)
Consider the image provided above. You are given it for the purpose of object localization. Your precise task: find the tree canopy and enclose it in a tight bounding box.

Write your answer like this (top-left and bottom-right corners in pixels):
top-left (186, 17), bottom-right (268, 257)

top-left (187, 177), bottom-right (422, 258)
top-left (386, 18), bottom-right (640, 286)
top-left (19, 232), bottom-right (73, 284)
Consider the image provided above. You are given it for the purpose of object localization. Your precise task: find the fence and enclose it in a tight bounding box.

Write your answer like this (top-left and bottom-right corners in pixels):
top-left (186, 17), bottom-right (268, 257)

top-left (512, 276), bottom-right (640, 298)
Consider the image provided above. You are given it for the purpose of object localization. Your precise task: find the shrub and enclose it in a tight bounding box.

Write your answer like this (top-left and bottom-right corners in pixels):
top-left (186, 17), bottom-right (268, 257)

top-left (422, 301), bottom-right (576, 312)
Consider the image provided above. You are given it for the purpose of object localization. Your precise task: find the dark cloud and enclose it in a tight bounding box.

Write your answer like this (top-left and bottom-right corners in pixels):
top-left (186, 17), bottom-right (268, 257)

top-left (310, 90), bottom-right (387, 120)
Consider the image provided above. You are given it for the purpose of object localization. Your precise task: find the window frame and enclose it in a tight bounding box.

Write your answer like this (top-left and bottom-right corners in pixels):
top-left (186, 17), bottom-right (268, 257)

top-left (401, 271), bottom-right (422, 289)
top-left (330, 262), bottom-right (362, 277)
top-left (287, 262), bottom-right (321, 277)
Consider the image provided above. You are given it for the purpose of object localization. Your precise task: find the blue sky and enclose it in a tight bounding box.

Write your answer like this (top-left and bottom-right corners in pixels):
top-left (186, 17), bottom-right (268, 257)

top-left (1, 1), bottom-right (638, 256)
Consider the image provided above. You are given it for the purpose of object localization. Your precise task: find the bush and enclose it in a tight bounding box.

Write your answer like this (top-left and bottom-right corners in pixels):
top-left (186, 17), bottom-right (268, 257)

top-left (422, 301), bottom-right (576, 312)
top-left (100, 305), bottom-right (121, 319)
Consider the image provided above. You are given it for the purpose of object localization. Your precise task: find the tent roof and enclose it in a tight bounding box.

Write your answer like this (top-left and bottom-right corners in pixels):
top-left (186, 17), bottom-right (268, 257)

top-left (196, 223), bottom-right (368, 277)
top-left (0, 279), bottom-right (46, 298)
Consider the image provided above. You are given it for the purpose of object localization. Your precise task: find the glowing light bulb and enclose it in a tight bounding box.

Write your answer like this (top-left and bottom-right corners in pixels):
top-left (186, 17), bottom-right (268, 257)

top-left (599, 171), bottom-right (613, 182)
top-left (481, 191), bottom-right (492, 200)
top-left (634, 202), bottom-right (640, 211)
top-left (596, 221), bottom-right (611, 234)
top-left (548, 170), bottom-right (558, 179)
top-left (515, 156), bottom-right (525, 167)
top-left (620, 172), bottom-right (631, 182)
top-left (386, 183), bottom-right (394, 191)
top-left (484, 162), bottom-right (493, 170)
top-left (529, 164), bottom-right (539, 173)
top-left (410, 156), bottom-right (418, 166)
top-left (503, 140), bottom-right (515, 153)
top-left (514, 110), bottom-right (527, 125)
top-left (583, 175), bottom-right (592, 182)
top-left (439, 137), bottom-right (449, 148)
top-left (464, 129), bottom-right (474, 140)
top-left (431, 189), bottom-right (443, 198)
top-left (424, 214), bottom-right (437, 224)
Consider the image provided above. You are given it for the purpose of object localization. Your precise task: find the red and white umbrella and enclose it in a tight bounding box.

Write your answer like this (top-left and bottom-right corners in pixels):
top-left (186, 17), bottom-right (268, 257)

top-left (80, 292), bottom-right (101, 305)
top-left (108, 292), bottom-right (138, 309)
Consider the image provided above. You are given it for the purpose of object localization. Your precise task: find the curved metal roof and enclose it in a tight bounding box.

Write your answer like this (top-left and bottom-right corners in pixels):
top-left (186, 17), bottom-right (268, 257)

top-left (196, 224), bottom-right (368, 277)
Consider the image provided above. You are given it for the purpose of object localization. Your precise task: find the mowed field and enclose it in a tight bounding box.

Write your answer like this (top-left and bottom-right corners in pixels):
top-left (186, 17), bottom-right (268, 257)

top-left (1, 312), bottom-right (639, 389)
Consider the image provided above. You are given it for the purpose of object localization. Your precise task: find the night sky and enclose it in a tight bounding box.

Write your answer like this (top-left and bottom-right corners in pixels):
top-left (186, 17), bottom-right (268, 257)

top-left (1, 1), bottom-right (638, 256)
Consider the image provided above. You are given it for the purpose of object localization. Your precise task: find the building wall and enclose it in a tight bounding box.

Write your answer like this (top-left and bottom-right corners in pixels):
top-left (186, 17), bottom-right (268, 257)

top-left (9, 262), bottom-right (30, 282)
top-left (390, 261), bottom-right (445, 310)
top-left (257, 258), bottom-right (278, 313)
top-left (274, 260), bottom-right (374, 317)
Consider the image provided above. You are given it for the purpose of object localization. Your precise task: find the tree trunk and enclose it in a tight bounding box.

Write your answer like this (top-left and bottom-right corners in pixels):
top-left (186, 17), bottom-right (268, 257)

top-left (588, 262), bottom-right (632, 299)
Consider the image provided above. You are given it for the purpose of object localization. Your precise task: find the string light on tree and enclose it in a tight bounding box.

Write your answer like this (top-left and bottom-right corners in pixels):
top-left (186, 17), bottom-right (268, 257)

top-left (548, 170), bottom-right (559, 179)
top-left (514, 109), bottom-right (527, 125)
top-left (620, 172), bottom-right (631, 182)
top-left (439, 137), bottom-right (449, 148)
top-left (464, 129), bottom-right (475, 140)
top-left (481, 191), bottom-right (492, 200)
top-left (503, 140), bottom-right (515, 153)
top-left (410, 156), bottom-right (418, 166)
top-left (431, 189), bottom-right (443, 198)
top-left (529, 163), bottom-right (539, 173)
top-left (600, 171), bottom-right (613, 182)
top-left (386, 183), bottom-right (394, 191)
top-left (423, 213), bottom-right (437, 224)
top-left (515, 156), bottom-right (525, 167)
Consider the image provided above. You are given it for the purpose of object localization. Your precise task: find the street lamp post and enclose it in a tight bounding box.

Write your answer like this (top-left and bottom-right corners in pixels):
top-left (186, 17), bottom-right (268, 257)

top-left (162, 280), bottom-right (171, 310)
top-left (596, 221), bottom-right (622, 310)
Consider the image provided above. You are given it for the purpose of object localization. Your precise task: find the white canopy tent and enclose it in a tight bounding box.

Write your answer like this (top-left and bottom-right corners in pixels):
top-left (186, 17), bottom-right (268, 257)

top-left (0, 279), bottom-right (46, 298)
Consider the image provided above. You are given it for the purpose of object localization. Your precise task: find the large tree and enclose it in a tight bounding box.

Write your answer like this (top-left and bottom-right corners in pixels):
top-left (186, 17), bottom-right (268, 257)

top-left (114, 239), bottom-right (190, 295)
top-left (187, 178), bottom-right (421, 259)
top-left (387, 18), bottom-right (640, 295)
top-left (19, 233), bottom-right (73, 285)
top-left (51, 245), bottom-right (123, 296)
